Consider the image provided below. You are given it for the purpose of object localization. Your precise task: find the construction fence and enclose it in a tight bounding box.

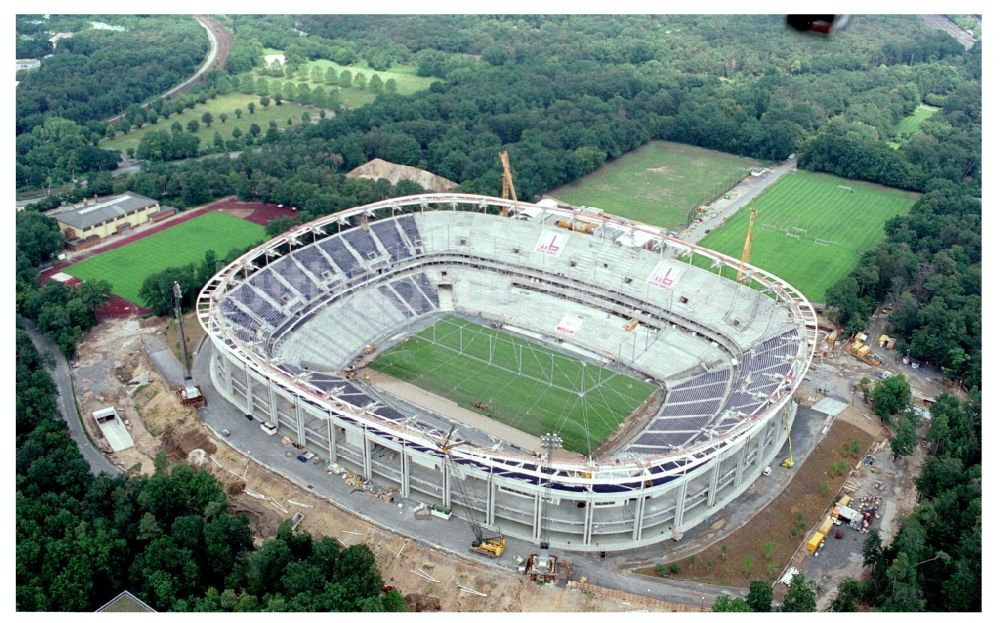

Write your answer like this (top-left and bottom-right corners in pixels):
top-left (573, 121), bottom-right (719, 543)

top-left (566, 580), bottom-right (709, 612)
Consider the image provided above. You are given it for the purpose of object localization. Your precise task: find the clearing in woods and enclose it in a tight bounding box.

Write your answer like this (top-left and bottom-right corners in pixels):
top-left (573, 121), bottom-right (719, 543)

top-left (368, 316), bottom-right (654, 455)
top-left (891, 104), bottom-right (941, 147)
top-left (251, 54), bottom-right (437, 109)
top-left (64, 211), bottom-right (266, 305)
top-left (548, 141), bottom-right (762, 230)
top-left (695, 170), bottom-right (917, 302)
top-left (101, 93), bottom-right (316, 153)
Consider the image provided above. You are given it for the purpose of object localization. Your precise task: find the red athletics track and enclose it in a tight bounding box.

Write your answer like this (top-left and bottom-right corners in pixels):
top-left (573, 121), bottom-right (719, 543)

top-left (39, 197), bottom-right (296, 318)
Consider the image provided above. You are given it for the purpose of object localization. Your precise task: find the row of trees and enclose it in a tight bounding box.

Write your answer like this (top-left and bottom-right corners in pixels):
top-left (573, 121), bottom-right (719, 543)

top-left (712, 577), bottom-right (818, 612)
top-left (16, 329), bottom-right (405, 611)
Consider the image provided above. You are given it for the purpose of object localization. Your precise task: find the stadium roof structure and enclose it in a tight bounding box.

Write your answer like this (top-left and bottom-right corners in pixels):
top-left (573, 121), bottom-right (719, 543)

top-left (53, 191), bottom-right (158, 230)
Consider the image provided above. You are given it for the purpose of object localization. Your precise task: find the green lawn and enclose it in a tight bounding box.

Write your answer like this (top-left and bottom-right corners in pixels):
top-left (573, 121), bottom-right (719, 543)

top-left (101, 93), bottom-right (316, 153)
top-left (696, 170), bottom-right (917, 302)
top-left (253, 54), bottom-right (437, 109)
top-left (549, 141), bottom-right (763, 229)
top-left (64, 211), bottom-right (266, 304)
top-left (369, 316), bottom-right (654, 455)
top-left (893, 104), bottom-right (940, 145)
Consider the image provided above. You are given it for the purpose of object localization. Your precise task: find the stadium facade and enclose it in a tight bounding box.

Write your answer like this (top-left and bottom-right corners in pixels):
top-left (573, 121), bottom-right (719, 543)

top-left (198, 194), bottom-right (817, 552)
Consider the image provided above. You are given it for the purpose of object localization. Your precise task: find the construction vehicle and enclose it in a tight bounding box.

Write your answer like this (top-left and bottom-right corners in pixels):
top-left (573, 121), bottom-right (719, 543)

top-left (780, 403), bottom-right (794, 468)
top-left (623, 318), bottom-right (639, 332)
top-left (172, 281), bottom-right (206, 407)
top-left (737, 207), bottom-right (758, 283)
top-left (499, 151), bottom-right (517, 217)
top-left (522, 433), bottom-right (563, 583)
top-left (555, 218), bottom-right (598, 234)
top-left (850, 339), bottom-right (883, 366)
top-left (363, 343), bottom-right (376, 355)
top-left (436, 427), bottom-right (506, 558)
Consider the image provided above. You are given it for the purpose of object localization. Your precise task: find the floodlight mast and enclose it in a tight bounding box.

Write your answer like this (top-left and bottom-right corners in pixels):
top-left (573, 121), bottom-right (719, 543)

top-left (173, 281), bottom-right (192, 379)
top-left (539, 432), bottom-right (563, 559)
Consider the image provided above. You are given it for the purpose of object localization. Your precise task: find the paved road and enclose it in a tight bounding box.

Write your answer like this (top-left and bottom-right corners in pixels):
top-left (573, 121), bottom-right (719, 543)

top-left (141, 334), bottom-right (188, 386)
top-left (677, 155), bottom-right (798, 247)
top-left (21, 320), bottom-right (119, 476)
top-left (191, 339), bottom-right (828, 607)
top-left (105, 15), bottom-right (229, 125)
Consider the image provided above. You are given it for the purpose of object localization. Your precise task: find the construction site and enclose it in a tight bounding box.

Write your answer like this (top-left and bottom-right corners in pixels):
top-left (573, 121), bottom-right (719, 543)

top-left (63, 188), bottom-right (945, 611)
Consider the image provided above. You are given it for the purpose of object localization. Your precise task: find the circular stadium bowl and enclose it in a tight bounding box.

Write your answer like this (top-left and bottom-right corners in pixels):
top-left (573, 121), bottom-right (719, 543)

top-left (198, 193), bottom-right (817, 551)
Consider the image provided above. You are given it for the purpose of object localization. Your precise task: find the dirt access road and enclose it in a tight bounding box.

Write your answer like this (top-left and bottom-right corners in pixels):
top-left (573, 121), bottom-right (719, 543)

top-left (105, 15), bottom-right (232, 125)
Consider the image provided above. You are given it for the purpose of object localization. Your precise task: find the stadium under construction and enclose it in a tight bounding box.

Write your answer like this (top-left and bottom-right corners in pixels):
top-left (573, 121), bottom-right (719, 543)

top-left (197, 194), bottom-right (817, 552)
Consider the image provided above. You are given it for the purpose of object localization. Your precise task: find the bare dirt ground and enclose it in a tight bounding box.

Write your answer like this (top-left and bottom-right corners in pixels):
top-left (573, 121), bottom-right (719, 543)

top-left (635, 418), bottom-right (874, 589)
top-left (162, 310), bottom-right (207, 370)
top-left (73, 317), bottom-right (668, 612)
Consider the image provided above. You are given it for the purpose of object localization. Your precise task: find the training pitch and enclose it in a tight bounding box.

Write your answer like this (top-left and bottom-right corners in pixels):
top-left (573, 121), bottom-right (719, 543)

top-left (64, 211), bottom-right (266, 304)
top-left (368, 316), bottom-right (655, 455)
top-left (549, 141), bottom-right (761, 229)
top-left (697, 170), bottom-right (917, 302)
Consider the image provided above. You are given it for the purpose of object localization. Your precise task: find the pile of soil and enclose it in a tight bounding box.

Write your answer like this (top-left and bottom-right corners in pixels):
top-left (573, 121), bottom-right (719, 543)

top-left (347, 158), bottom-right (458, 192)
top-left (405, 593), bottom-right (441, 612)
top-left (161, 425), bottom-right (216, 461)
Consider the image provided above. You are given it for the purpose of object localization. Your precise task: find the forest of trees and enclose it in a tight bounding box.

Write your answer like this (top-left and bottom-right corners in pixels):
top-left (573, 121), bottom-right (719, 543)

top-left (830, 391), bottom-right (981, 611)
top-left (16, 331), bottom-right (405, 612)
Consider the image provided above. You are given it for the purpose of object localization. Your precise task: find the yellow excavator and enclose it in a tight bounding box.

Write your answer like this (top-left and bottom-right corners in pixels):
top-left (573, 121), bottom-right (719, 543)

top-left (438, 427), bottom-right (506, 558)
top-left (780, 403), bottom-right (794, 468)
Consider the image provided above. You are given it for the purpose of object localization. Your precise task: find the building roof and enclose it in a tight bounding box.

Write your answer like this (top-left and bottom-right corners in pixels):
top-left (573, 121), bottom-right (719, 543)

top-left (95, 590), bottom-right (156, 613)
top-left (53, 192), bottom-right (158, 230)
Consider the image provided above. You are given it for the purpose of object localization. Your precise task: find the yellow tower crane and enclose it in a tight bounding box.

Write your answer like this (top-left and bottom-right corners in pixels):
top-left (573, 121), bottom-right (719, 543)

top-left (737, 207), bottom-right (758, 283)
top-left (499, 151), bottom-right (517, 217)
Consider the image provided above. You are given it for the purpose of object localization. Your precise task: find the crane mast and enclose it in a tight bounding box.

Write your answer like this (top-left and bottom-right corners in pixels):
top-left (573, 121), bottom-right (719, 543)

top-left (499, 151), bottom-right (517, 217)
top-left (737, 207), bottom-right (758, 283)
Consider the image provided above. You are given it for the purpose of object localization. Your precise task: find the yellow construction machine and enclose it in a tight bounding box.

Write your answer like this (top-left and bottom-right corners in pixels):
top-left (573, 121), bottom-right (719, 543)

top-left (780, 403), bottom-right (794, 468)
top-left (438, 427), bottom-right (506, 558)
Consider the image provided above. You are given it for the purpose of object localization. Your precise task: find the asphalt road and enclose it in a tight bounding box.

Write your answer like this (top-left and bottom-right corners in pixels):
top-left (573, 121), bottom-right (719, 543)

top-left (191, 339), bottom-right (829, 607)
top-left (20, 320), bottom-right (119, 476)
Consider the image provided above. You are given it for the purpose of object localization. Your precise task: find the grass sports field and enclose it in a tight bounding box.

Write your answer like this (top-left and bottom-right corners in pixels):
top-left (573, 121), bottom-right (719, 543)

top-left (64, 211), bottom-right (266, 304)
top-left (101, 94), bottom-right (315, 153)
top-left (697, 170), bottom-right (917, 302)
top-left (549, 141), bottom-right (762, 229)
top-left (369, 316), bottom-right (654, 455)
top-left (889, 104), bottom-right (940, 149)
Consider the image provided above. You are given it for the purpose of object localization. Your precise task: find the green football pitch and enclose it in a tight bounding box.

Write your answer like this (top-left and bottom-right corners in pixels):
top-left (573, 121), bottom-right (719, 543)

top-left (368, 316), bottom-right (655, 455)
top-left (696, 170), bottom-right (917, 302)
top-left (549, 141), bottom-right (762, 229)
top-left (64, 211), bottom-right (266, 304)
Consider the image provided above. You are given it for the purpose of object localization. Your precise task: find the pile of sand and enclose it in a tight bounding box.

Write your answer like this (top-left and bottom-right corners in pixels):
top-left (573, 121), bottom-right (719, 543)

top-left (347, 158), bottom-right (458, 192)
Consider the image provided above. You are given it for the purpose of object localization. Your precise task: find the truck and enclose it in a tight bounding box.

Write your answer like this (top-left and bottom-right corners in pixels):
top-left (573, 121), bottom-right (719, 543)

top-left (850, 341), bottom-right (883, 366)
top-left (807, 531), bottom-right (825, 552)
top-left (819, 517), bottom-right (835, 537)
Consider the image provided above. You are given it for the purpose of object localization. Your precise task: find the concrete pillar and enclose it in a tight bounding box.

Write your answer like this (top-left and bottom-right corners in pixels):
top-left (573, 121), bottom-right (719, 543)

top-left (221, 350), bottom-right (233, 397)
top-left (673, 480), bottom-right (689, 530)
top-left (400, 450), bottom-right (410, 498)
top-left (632, 495), bottom-right (646, 541)
top-left (362, 436), bottom-right (373, 480)
top-left (486, 474), bottom-right (496, 526)
top-left (268, 382), bottom-right (278, 426)
top-left (326, 415), bottom-right (337, 462)
top-left (295, 401), bottom-right (306, 447)
top-left (583, 499), bottom-right (595, 545)
top-left (755, 435), bottom-right (767, 473)
top-left (243, 363), bottom-right (253, 413)
top-left (707, 461), bottom-right (722, 508)
top-left (734, 440), bottom-right (751, 489)
top-left (442, 459), bottom-right (451, 507)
